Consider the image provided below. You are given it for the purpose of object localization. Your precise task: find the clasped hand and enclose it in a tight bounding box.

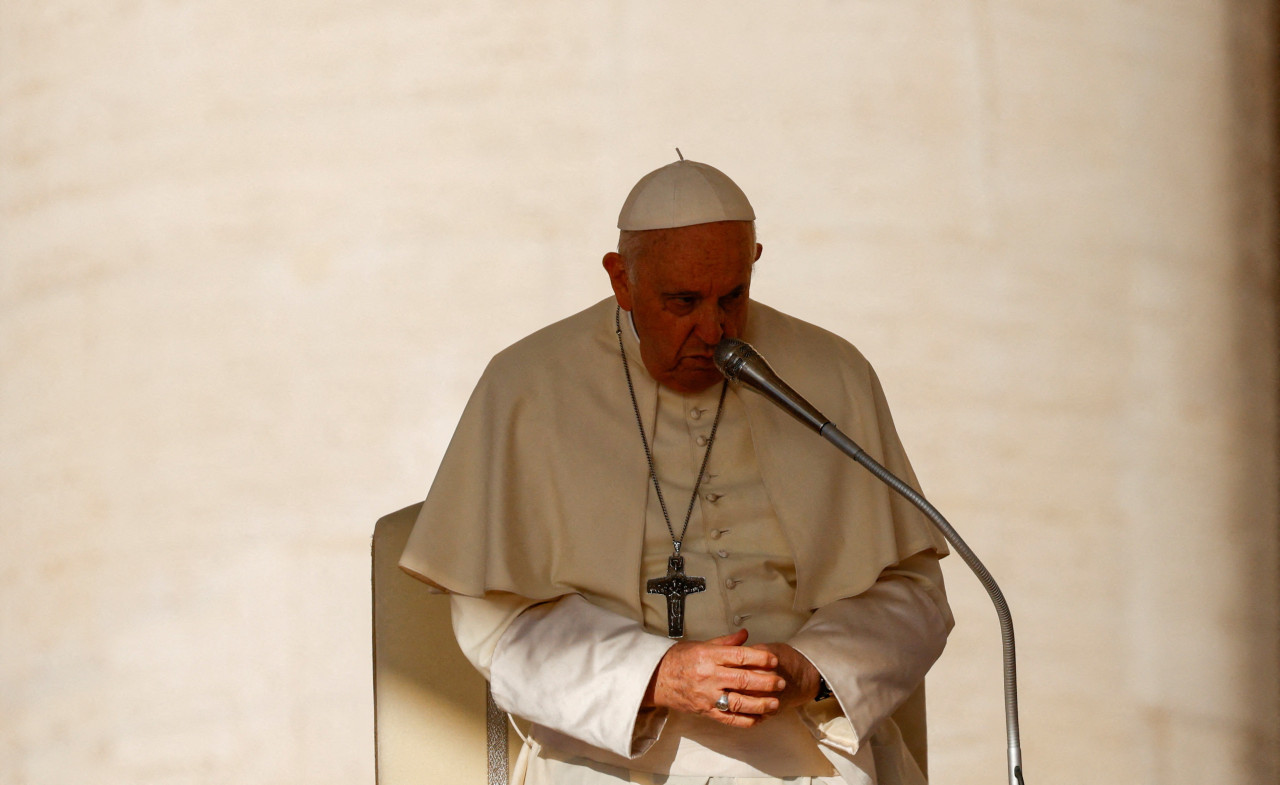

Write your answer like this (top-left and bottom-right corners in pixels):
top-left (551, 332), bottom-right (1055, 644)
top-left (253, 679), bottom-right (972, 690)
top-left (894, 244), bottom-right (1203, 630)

top-left (641, 629), bottom-right (820, 728)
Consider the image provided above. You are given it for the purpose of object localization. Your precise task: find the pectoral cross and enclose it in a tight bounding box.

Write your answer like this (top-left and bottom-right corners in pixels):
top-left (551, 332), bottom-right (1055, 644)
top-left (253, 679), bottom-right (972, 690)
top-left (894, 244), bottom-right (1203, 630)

top-left (646, 553), bottom-right (706, 639)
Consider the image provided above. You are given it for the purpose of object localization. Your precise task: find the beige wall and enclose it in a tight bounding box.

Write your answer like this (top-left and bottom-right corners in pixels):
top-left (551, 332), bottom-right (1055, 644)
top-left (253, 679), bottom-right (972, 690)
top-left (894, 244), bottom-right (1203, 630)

top-left (1, 2), bottom-right (1276, 784)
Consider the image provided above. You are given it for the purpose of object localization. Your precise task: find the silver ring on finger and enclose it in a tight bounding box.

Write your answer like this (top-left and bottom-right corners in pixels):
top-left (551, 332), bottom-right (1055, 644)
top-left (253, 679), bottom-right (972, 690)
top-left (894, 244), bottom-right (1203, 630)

top-left (715, 692), bottom-right (731, 712)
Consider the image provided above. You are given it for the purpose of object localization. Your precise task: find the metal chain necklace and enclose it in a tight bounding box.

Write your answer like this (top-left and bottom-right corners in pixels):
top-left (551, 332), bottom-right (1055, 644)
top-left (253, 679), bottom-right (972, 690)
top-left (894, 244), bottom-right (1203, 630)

top-left (616, 305), bottom-right (727, 638)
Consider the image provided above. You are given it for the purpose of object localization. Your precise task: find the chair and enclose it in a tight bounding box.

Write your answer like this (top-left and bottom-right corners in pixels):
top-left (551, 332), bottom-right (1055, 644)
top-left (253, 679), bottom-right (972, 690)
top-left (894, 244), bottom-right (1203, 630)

top-left (372, 502), bottom-right (511, 784)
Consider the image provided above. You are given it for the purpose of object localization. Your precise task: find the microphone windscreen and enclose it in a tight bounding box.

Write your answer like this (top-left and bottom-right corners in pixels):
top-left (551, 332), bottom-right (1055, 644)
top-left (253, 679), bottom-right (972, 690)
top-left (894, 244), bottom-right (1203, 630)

top-left (713, 338), bottom-right (755, 381)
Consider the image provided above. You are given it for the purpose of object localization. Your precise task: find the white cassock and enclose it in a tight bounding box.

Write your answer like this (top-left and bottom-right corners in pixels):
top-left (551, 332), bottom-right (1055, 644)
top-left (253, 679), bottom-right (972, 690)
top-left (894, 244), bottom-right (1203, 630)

top-left (402, 299), bottom-right (954, 784)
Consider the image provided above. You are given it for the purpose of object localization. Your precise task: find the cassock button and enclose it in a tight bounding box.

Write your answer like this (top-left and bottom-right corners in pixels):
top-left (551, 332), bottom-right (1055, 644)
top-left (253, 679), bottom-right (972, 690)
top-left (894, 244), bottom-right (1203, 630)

top-left (732, 614), bottom-right (751, 626)
top-left (689, 408), bottom-right (703, 420)
top-left (709, 528), bottom-right (722, 539)
top-left (695, 435), bottom-right (708, 446)
top-left (725, 578), bottom-right (739, 590)
top-left (716, 549), bottom-right (729, 558)
top-left (705, 492), bottom-right (721, 503)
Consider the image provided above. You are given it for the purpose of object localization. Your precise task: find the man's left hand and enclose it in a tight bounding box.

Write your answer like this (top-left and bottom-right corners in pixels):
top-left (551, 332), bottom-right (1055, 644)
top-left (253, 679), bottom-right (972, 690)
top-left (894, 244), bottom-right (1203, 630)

top-left (747, 643), bottom-right (822, 711)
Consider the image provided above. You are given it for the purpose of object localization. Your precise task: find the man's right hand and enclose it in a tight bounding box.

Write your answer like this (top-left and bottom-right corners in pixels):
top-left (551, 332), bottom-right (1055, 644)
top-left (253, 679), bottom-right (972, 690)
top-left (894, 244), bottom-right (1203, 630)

top-left (641, 629), bottom-right (786, 727)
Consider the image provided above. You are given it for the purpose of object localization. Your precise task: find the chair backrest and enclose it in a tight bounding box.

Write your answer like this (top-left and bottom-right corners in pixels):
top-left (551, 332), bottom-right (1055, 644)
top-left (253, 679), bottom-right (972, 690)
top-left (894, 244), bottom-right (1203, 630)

top-left (372, 503), bottom-right (509, 784)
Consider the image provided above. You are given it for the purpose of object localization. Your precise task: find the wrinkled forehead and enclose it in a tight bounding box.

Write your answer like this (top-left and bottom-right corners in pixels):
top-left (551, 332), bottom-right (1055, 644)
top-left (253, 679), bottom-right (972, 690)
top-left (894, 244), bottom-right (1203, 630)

top-left (622, 222), bottom-right (757, 295)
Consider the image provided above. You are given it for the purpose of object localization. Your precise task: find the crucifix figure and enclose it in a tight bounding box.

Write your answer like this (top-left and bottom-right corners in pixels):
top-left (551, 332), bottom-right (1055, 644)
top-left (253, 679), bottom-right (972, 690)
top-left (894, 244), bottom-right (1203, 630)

top-left (647, 553), bottom-right (706, 638)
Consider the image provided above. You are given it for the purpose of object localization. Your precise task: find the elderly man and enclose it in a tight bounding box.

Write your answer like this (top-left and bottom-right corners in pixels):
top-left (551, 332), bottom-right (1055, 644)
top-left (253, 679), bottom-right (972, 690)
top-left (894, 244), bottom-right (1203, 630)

top-left (400, 157), bottom-right (953, 784)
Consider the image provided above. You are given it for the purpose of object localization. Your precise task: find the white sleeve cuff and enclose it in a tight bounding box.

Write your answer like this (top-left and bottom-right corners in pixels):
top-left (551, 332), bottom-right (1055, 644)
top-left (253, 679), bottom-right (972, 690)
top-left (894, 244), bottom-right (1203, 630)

top-left (789, 562), bottom-right (952, 755)
top-left (488, 594), bottom-right (676, 759)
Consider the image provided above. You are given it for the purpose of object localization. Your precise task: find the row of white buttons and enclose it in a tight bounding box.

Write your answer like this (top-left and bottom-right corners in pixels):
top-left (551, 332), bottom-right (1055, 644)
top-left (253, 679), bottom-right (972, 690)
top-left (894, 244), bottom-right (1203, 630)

top-left (690, 404), bottom-right (745, 627)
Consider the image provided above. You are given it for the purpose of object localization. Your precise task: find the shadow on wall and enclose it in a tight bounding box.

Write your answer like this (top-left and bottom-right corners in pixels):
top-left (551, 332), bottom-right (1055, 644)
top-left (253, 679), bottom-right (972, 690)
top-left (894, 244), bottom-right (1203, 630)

top-left (1220, 2), bottom-right (1278, 781)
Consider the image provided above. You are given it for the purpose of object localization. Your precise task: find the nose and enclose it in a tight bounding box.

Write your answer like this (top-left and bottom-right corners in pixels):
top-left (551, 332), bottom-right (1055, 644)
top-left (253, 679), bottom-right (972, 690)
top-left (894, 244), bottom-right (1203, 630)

top-left (693, 303), bottom-right (725, 346)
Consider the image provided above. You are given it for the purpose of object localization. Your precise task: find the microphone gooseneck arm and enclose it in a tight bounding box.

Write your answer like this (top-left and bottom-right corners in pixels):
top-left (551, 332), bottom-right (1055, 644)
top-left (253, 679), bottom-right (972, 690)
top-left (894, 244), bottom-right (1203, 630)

top-left (714, 338), bottom-right (1025, 785)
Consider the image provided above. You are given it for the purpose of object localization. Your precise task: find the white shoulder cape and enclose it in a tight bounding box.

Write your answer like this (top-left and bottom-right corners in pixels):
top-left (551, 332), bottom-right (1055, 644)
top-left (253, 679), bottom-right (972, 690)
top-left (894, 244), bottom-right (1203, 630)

top-left (401, 298), bottom-right (947, 619)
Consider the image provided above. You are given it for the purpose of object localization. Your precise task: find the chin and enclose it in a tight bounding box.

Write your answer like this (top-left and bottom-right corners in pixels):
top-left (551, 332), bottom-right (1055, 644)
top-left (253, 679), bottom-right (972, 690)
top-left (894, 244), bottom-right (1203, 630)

top-left (670, 372), bottom-right (723, 394)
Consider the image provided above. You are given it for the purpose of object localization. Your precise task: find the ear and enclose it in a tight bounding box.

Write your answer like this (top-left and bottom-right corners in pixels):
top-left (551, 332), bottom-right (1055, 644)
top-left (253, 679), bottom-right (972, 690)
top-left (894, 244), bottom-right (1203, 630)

top-left (603, 252), bottom-right (634, 311)
top-left (754, 243), bottom-right (763, 262)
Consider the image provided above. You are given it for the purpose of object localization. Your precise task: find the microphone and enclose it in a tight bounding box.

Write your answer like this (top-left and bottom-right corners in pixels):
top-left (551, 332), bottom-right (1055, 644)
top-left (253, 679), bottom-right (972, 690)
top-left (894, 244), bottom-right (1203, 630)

top-left (712, 338), bottom-right (829, 433)
top-left (712, 335), bottom-right (1027, 785)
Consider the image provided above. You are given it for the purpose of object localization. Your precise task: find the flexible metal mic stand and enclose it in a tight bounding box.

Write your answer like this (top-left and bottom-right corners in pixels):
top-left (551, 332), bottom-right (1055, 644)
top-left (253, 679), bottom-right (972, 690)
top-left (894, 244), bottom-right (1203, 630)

top-left (716, 338), bottom-right (1025, 785)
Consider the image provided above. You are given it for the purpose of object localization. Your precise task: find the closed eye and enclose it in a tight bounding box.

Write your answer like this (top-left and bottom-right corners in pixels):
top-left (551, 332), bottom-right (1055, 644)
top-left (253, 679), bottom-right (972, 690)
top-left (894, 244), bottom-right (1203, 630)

top-left (665, 294), bottom-right (700, 314)
top-left (719, 287), bottom-right (746, 307)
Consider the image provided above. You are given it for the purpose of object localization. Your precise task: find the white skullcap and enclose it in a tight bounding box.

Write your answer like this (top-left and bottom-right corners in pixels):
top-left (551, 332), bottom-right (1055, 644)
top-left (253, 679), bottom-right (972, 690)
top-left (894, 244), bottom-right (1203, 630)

top-left (617, 155), bottom-right (755, 230)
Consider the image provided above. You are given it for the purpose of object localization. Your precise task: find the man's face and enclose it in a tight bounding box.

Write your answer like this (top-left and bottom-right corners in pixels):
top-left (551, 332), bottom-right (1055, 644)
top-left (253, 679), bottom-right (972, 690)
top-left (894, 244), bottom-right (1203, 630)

top-left (604, 221), bottom-right (762, 394)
